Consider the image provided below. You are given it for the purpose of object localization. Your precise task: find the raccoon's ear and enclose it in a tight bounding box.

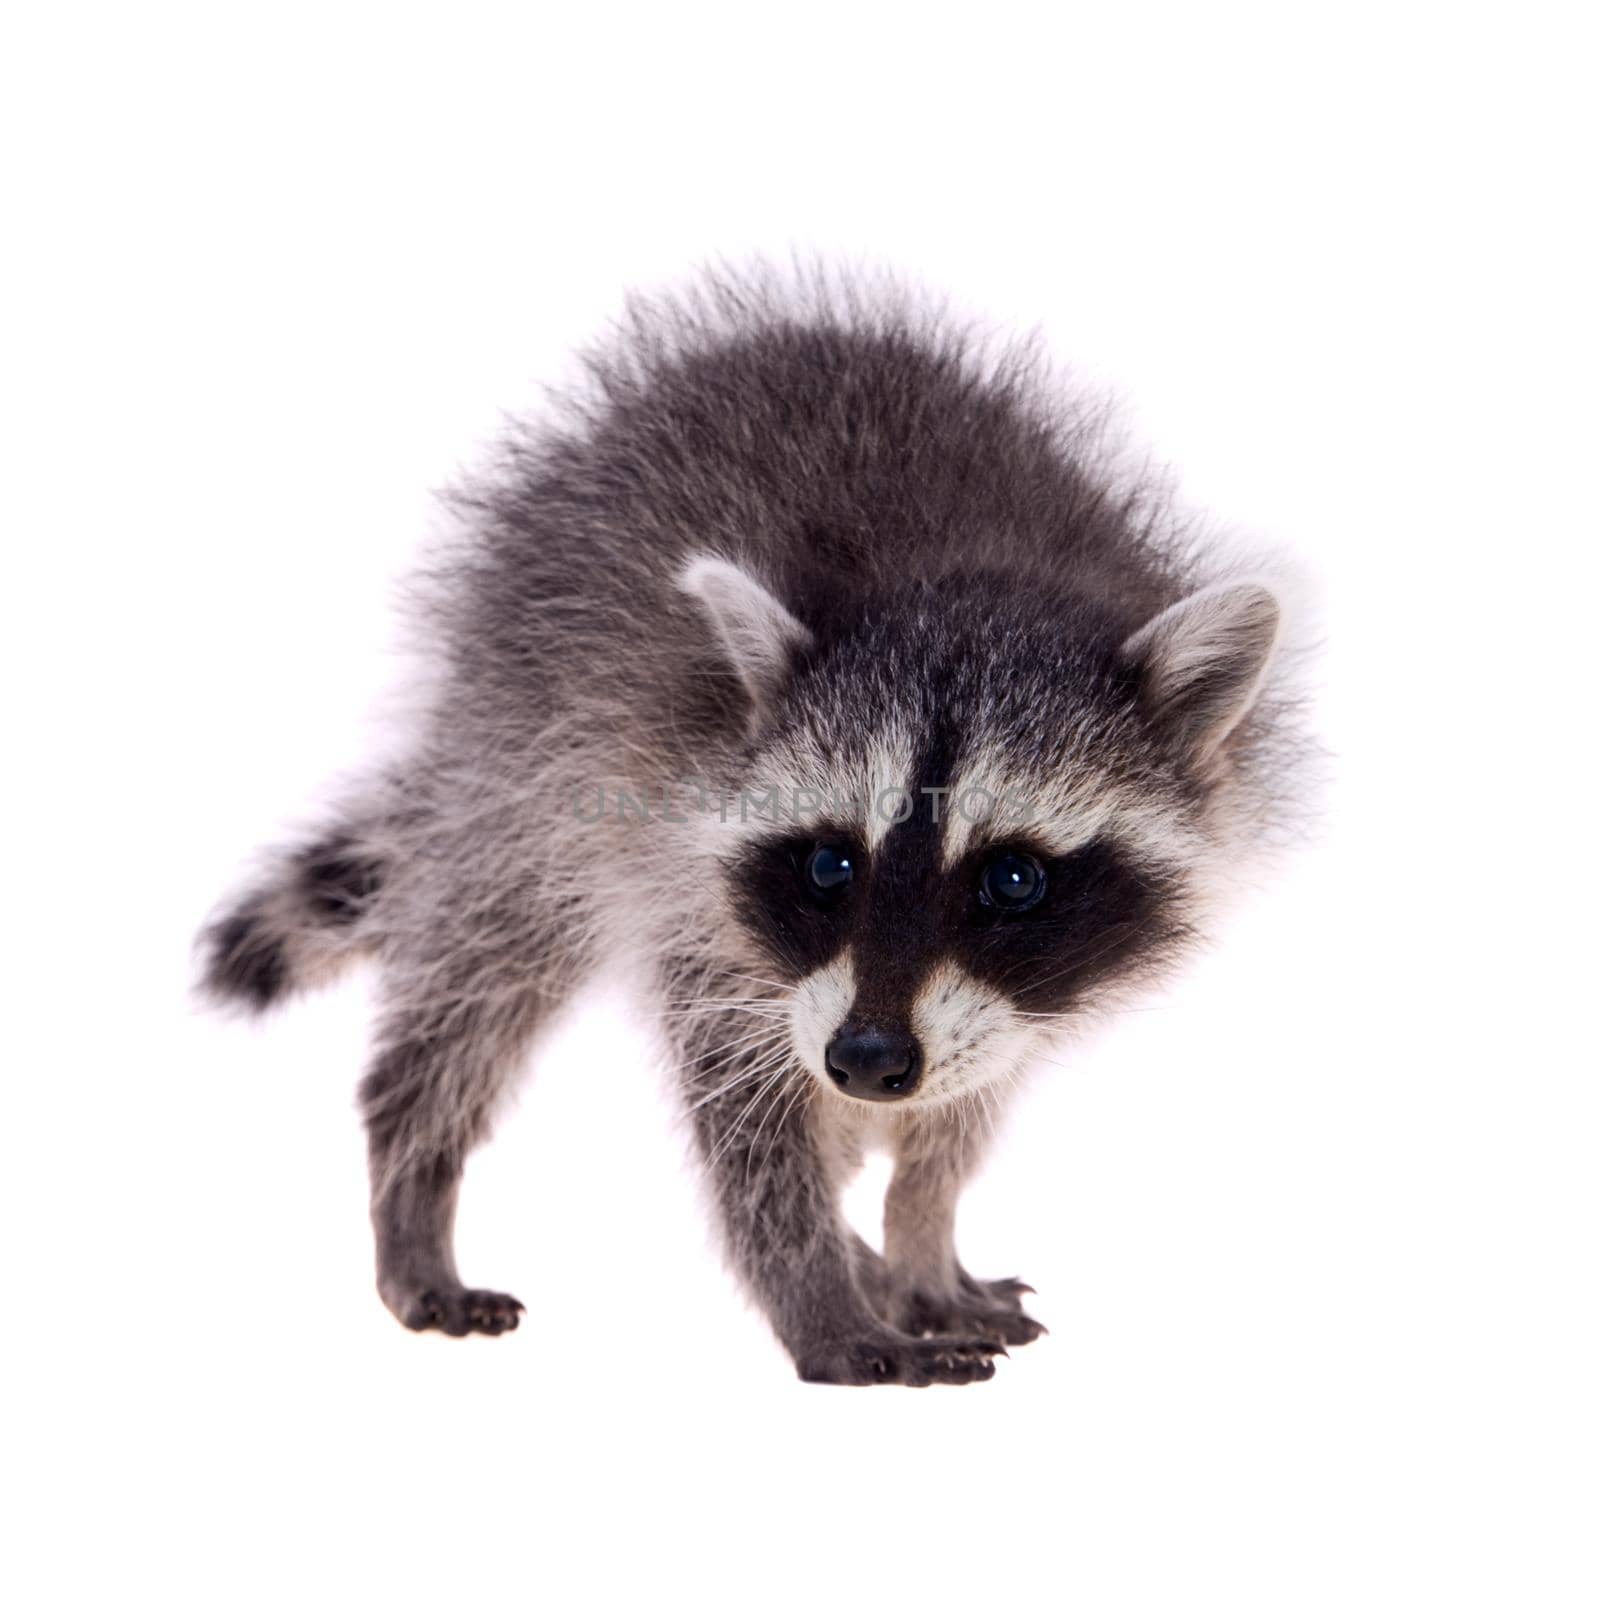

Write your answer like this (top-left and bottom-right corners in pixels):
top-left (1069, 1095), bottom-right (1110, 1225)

top-left (1121, 582), bottom-right (1281, 760)
top-left (677, 555), bottom-right (813, 717)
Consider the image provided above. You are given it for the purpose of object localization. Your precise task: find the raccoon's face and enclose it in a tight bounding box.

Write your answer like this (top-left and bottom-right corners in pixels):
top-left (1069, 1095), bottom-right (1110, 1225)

top-left (680, 557), bottom-right (1281, 1109)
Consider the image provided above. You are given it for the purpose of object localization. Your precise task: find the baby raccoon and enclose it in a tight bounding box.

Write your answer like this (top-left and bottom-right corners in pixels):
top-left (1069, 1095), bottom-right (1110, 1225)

top-left (201, 267), bottom-right (1304, 1386)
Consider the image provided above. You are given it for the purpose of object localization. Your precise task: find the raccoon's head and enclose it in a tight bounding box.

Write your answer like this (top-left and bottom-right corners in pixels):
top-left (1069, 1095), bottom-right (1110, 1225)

top-left (680, 555), bottom-right (1281, 1110)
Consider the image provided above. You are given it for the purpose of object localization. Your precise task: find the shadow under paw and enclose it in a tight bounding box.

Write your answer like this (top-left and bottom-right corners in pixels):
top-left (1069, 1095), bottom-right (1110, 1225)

top-left (402, 1286), bottom-right (525, 1337)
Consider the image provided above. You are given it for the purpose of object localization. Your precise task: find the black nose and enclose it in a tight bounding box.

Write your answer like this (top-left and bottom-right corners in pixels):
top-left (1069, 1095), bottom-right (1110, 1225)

top-left (824, 1025), bottom-right (922, 1101)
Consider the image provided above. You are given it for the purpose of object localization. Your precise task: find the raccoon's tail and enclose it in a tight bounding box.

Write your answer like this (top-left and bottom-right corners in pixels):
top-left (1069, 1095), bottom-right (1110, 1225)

top-left (199, 826), bottom-right (387, 1012)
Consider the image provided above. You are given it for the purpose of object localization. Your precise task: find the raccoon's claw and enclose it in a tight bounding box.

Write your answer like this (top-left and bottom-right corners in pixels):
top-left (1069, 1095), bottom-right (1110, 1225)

top-left (979, 1275), bottom-right (1036, 1304)
top-left (796, 1330), bottom-right (1004, 1387)
top-left (407, 1287), bottom-right (524, 1337)
top-left (891, 1275), bottom-right (1048, 1346)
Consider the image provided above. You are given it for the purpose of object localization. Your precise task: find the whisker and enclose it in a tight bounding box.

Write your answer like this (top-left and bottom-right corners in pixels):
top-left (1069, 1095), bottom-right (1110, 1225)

top-left (681, 1033), bottom-right (796, 1084)
top-left (677, 1025), bottom-right (792, 1071)
top-left (708, 1065), bottom-right (794, 1165)
top-left (761, 1073), bottom-right (811, 1164)
top-left (652, 995), bottom-right (791, 1014)
top-left (676, 967), bottom-right (797, 994)
top-left (683, 1056), bottom-right (793, 1113)
top-left (744, 1070), bottom-right (805, 1181)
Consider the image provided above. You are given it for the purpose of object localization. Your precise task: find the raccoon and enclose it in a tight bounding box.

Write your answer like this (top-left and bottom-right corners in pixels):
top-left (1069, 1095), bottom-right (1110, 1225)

top-left (200, 267), bottom-right (1305, 1386)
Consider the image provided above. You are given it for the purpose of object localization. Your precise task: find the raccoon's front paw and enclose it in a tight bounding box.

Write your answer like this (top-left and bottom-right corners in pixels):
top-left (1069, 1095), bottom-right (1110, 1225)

top-left (795, 1329), bottom-right (1004, 1387)
top-left (890, 1274), bottom-right (1047, 1346)
top-left (398, 1285), bottom-right (525, 1337)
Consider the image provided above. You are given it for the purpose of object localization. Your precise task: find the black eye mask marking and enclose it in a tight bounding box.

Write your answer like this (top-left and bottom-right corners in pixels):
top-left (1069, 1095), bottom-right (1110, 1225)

top-left (957, 837), bottom-right (1175, 1013)
top-left (727, 815), bottom-right (1179, 1017)
top-left (728, 831), bottom-right (863, 980)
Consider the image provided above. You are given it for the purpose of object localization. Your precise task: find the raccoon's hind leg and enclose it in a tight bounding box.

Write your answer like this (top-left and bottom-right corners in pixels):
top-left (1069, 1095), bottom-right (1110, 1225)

top-left (360, 936), bottom-right (565, 1337)
top-left (881, 1118), bottom-right (1046, 1347)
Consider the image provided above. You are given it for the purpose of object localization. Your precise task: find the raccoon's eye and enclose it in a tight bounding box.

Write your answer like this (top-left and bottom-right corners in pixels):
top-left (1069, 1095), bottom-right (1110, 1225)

top-left (978, 851), bottom-right (1046, 912)
top-left (805, 843), bottom-right (855, 899)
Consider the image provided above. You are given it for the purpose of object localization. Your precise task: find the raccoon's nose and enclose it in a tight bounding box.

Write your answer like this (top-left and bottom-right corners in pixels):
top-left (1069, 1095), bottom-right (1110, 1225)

top-left (824, 1026), bottom-right (922, 1102)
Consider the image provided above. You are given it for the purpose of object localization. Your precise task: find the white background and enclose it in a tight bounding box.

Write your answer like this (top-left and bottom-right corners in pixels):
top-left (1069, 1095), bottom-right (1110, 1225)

top-left (4, 4), bottom-right (1596, 1596)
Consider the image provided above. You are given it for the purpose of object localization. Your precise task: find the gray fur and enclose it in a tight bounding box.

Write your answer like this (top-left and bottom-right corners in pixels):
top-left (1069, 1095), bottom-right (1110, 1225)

top-left (199, 264), bottom-right (1308, 1385)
